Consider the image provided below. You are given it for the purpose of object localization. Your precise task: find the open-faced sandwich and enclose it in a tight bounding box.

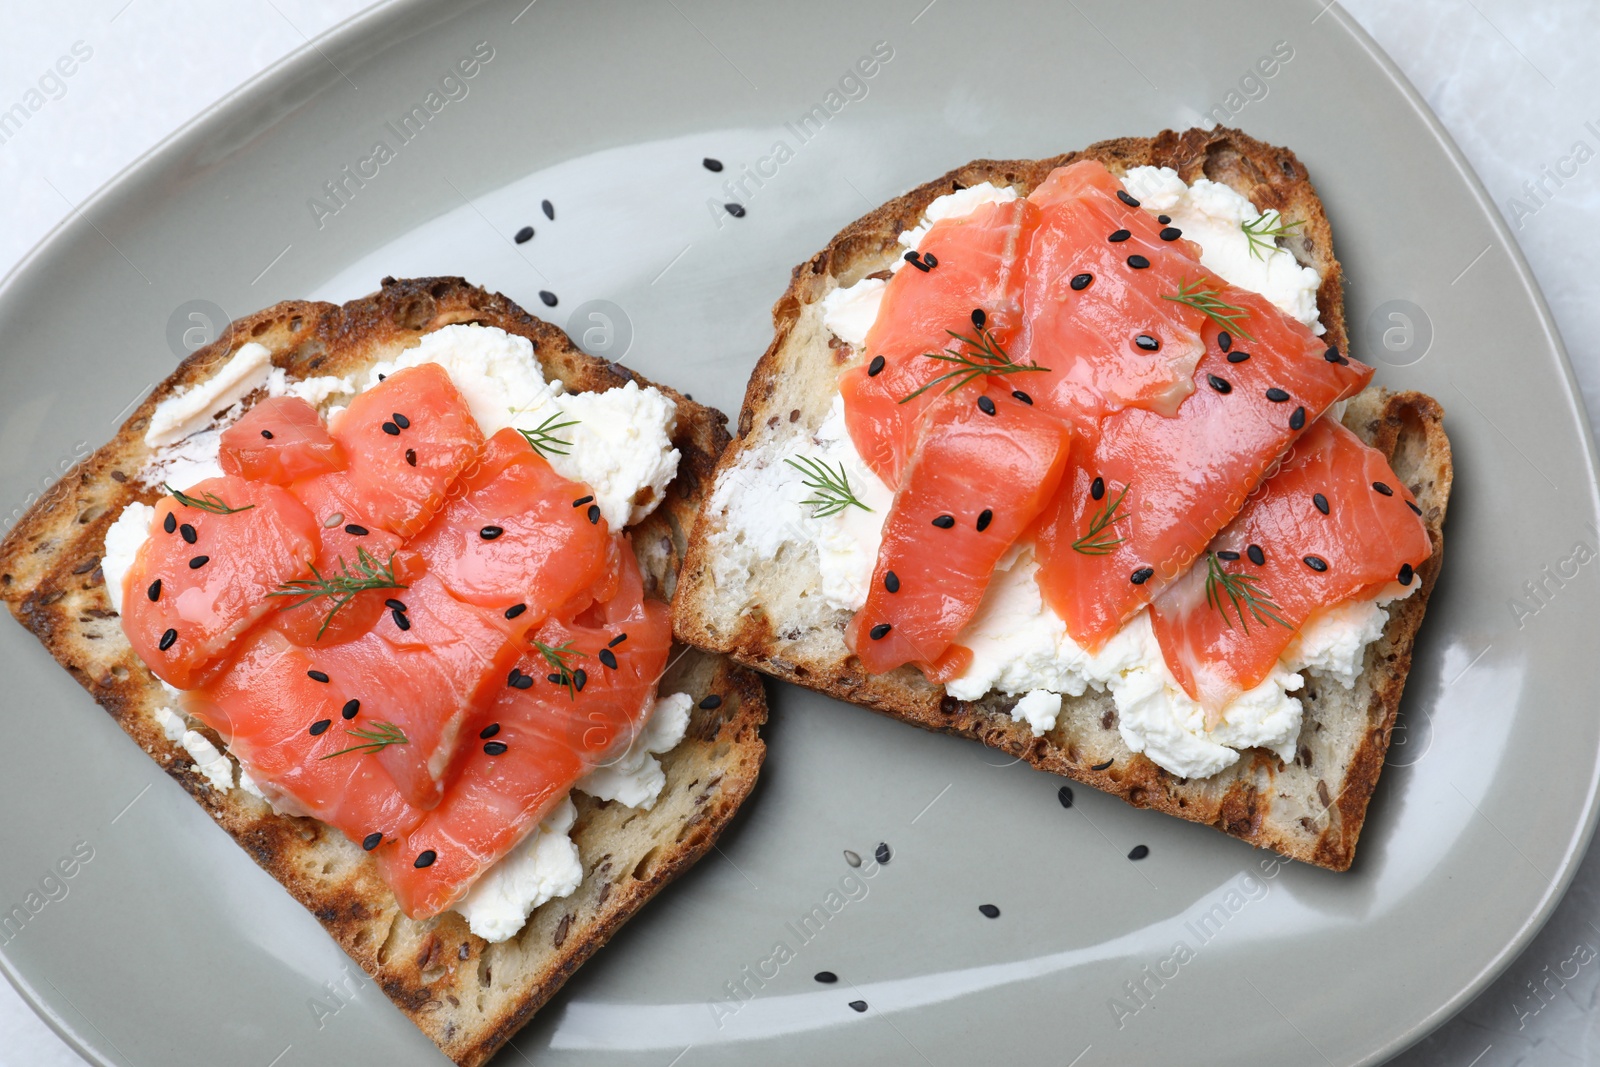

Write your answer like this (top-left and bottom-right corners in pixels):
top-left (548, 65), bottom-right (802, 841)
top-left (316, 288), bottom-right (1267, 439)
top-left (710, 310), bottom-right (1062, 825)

top-left (0, 277), bottom-right (766, 1065)
top-left (675, 127), bottom-right (1451, 871)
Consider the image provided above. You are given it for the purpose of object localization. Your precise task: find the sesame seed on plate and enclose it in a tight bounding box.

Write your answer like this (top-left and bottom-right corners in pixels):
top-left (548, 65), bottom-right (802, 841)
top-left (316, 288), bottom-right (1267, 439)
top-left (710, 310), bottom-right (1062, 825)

top-left (514, 226), bottom-right (534, 244)
top-left (1128, 844), bottom-right (1150, 861)
top-left (979, 904), bottom-right (1001, 918)
top-left (1057, 785), bottom-right (1074, 808)
top-left (849, 1001), bottom-right (868, 1013)
top-left (815, 971), bottom-right (838, 984)
top-left (703, 157), bottom-right (723, 172)
top-left (542, 199), bottom-right (555, 220)
top-left (539, 291), bottom-right (559, 307)
top-left (876, 842), bottom-right (891, 863)
top-left (724, 202), bottom-right (745, 218)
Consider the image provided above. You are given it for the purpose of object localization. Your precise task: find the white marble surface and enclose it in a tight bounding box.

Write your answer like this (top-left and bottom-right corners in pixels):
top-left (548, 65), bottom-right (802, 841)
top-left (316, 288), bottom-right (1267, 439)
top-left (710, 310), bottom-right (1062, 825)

top-left (1, 2), bottom-right (1596, 1065)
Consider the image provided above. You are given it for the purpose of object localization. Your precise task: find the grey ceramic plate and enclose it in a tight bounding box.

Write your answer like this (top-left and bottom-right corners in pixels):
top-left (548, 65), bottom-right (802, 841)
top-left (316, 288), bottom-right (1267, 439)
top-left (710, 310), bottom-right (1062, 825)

top-left (2, 1), bottom-right (1596, 1064)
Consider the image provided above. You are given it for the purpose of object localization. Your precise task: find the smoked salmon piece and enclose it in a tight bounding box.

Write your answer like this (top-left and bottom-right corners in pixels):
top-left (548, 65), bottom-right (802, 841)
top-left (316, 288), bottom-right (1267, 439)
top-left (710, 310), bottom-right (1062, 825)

top-left (841, 197), bottom-right (1042, 487)
top-left (219, 396), bottom-right (346, 484)
top-left (847, 386), bottom-right (1072, 677)
top-left (1150, 416), bottom-right (1430, 717)
top-left (121, 475), bottom-right (320, 689)
top-left (380, 545), bottom-right (671, 918)
top-left (1034, 292), bottom-right (1372, 650)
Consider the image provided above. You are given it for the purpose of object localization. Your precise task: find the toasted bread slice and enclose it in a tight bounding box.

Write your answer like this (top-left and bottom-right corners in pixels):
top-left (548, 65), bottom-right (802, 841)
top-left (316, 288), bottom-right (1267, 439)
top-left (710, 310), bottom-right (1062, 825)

top-left (673, 127), bottom-right (1451, 871)
top-left (0, 277), bottom-right (767, 1066)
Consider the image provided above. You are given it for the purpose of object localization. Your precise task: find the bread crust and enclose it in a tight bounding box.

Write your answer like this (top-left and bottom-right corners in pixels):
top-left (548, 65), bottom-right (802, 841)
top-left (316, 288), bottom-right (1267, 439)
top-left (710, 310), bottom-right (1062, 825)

top-left (673, 127), bottom-right (1451, 871)
top-left (0, 277), bottom-right (767, 1066)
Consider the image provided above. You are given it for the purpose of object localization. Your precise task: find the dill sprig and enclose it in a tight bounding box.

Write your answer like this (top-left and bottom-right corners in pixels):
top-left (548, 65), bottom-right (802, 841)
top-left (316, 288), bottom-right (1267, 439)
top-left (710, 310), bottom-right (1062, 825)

top-left (785, 456), bottom-right (872, 519)
top-left (1204, 552), bottom-right (1290, 634)
top-left (1161, 279), bottom-right (1257, 343)
top-left (533, 639), bottom-right (587, 700)
top-left (1072, 482), bottom-right (1130, 555)
top-left (268, 547), bottom-right (408, 640)
top-left (518, 411), bottom-right (579, 457)
top-left (898, 319), bottom-right (1050, 404)
top-left (318, 720), bottom-right (408, 760)
top-left (1242, 211), bottom-right (1302, 261)
top-left (164, 483), bottom-right (255, 515)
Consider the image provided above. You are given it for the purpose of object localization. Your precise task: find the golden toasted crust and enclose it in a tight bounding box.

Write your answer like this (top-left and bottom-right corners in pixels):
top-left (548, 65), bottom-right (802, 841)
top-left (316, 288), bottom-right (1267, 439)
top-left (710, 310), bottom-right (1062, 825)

top-left (673, 127), bottom-right (1451, 871)
top-left (0, 277), bottom-right (767, 1067)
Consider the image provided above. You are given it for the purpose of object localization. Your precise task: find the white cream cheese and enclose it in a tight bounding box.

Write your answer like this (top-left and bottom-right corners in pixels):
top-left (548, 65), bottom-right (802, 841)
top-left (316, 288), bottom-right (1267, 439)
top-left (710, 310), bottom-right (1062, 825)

top-left (1119, 165), bottom-right (1324, 334)
top-left (264, 367), bottom-right (354, 407)
top-left (575, 691), bottom-right (693, 808)
top-left (820, 277), bottom-right (887, 349)
top-left (153, 705), bottom-right (188, 743)
top-left (1010, 690), bottom-right (1063, 738)
top-left (181, 729), bottom-right (235, 792)
top-left (145, 342), bottom-right (274, 448)
top-left (454, 796), bottom-right (583, 943)
top-left (896, 181), bottom-right (1020, 262)
top-left (101, 501), bottom-right (154, 614)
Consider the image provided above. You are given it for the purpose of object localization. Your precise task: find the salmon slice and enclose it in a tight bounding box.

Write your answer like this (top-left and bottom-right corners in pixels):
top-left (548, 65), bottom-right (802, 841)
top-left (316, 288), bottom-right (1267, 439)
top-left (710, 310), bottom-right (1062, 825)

top-left (379, 545), bottom-right (671, 918)
top-left (841, 197), bottom-right (1041, 487)
top-left (187, 627), bottom-right (422, 845)
top-left (1150, 416), bottom-right (1431, 717)
top-left (1034, 290), bottom-right (1372, 651)
top-left (219, 396), bottom-right (346, 484)
top-left (298, 573), bottom-right (531, 810)
top-left (846, 386), bottom-right (1073, 677)
top-left (325, 362), bottom-right (484, 538)
top-left (121, 476), bottom-right (320, 689)
top-left (408, 427), bottom-right (620, 617)
top-left (1022, 160), bottom-right (1212, 420)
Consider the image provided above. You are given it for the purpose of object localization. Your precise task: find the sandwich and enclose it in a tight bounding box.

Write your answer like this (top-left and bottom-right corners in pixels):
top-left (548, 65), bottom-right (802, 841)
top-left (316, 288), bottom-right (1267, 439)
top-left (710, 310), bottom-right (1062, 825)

top-left (0, 276), bottom-right (766, 1065)
top-left (674, 126), bottom-right (1451, 871)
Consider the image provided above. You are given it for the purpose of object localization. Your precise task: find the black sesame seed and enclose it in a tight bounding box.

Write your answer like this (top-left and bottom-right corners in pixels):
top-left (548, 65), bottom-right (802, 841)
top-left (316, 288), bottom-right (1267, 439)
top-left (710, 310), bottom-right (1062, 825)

top-left (1091, 758), bottom-right (1114, 771)
top-left (547, 673), bottom-right (563, 685)
top-left (724, 203), bottom-right (745, 218)
top-left (932, 514), bottom-right (955, 528)
top-left (1070, 272), bottom-right (1093, 291)
top-left (875, 842), bottom-right (891, 864)
top-left (484, 741), bottom-right (508, 756)
top-left (1217, 550), bottom-right (1240, 561)
top-left (307, 669), bottom-right (330, 683)
top-left (1247, 544), bottom-right (1265, 566)
top-left (309, 719), bottom-right (331, 736)
top-left (382, 421), bottom-right (400, 436)
top-left (345, 524), bottom-right (369, 536)
top-left (869, 622), bottom-right (892, 640)
top-left (539, 290), bottom-right (558, 307)
top-left (159, 627), bottom-right (177, 651)
top-left (1227, 350), bottom-right (1250, 364)
top-left (1127, 254), bottom-right (1150, 269)
top-left (1303, 555), bottom-right (1329, 572)
top-left (572, 495), bottom-right (594, 507)
top-left (163, 512), bottom-right (177, 534)
top-left (505, 603), bottom-right (527, 619)
top-left (849, 1001), bottom-right (868, 1013)
top-left (1407, 500), bottom-right (1423, 516)
top-left (261, 429), bottom-right (274, 439)
top-left (481, 723), bottom-right (501, 739)
top-left (512, 674), bottom-right (534, 690)
top-left (392, 608), bottom-right (411, 631)
top-left (414, 850), bottom-right (437, 869)
top-left (1218, 331), bottom-right (1232, 352)
top-left (392, 413), bottom-right (410, 430)
top-left (1117, 190), bottom-right (1141, 208)
top-left (903, 251), bottom-right (929, 272)
top-left (188, 555), bottom-right (209, 569)
top-left (507, 668), bottom-right (524, 687)
top-left (977, 395), bottom-right (996, 416)
top-left (514, 225), bottom-right (534, 244)
top-left (480, 525), bottom-right (505, 540)
top-left (815, 971), bottom-right (838, 984)
top-left (1108, 228), bottom-right (1131, 243)
top-left (573, 669), bottom-right (588, 692)
top-left (1128, 844), bottom-right (1150, 861)
top-left (1135, 334), bottom-right (1160, 351)
top-left (609, 632), bottom-right (628, 647)
top-left (1012, 390), bottom-right (1033, 404)
top-left (884, 571), bottom-right (900, 593)
top-left (1313, 493), bottom-right (1330, 515)
top-left (1091, 477), bottom-right (1105, 501)
top-left (921, 253), bottom-right (938, 268)
top-left (1057, 785), bottom-right (1074, 808)
top-left (1323, 346), bottom-right (1341, 363)
top-left (342, 699), bottom-right (360, 720)
top-left (587, 504), bottom-right (601, 525)
top-left (703, 157), bottom-right (723, 172)
top-left (362, 832), bottom-right (382, 851)
top-left (867, 355), bottom-right (886, 377)
top-left (970, 308), bottom-right (986, 329)
top-left (405, 448), bottom-right (416, 466)
top-left (1130, 567), bottom-right (1154, 585)
top-left (976, 509), bottom-right (993, 532)
top-left (1157, 214), bottom-right (1171, 224)
top-left (1398, 563), bottom-right (1415, 586)
top-left (1208, 374), bottom-right (1232, 394)
top-left (1289, 406), bottom-right (1306, 431)
top-left (599, 648), bottom-right (618, 670)
top-left (385, 597), bottom-right (407, 612)
top-left (699, 694), bottom-right (723, 710)
top-left (978, 903), bottom-right (1001, 918)
top-left (541, 199), bottom-right (554, 220)
top-left (1372, 481), bottom-right (1394, 496)
top-left (147, 579), bottom-right (161, 602)
top-left (1265, 388), bottom-right (1290, 402)
top-left (1159, 227), bottom-right (1182, 241)
top-left (180, 523), bottom-right (197, 544)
